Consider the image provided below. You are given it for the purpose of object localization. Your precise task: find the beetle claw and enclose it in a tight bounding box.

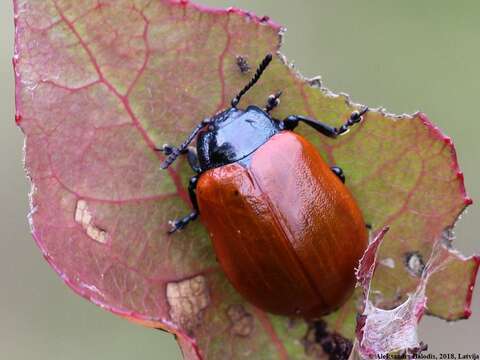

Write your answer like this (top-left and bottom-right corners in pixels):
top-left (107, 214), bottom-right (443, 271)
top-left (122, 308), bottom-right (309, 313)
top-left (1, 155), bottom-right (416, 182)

top-left (155, 144), bottom-right (177, 155)
top-left (167, 220), bottom-right (181, 234)
top-left (351, 107), bottom-right (369, 123)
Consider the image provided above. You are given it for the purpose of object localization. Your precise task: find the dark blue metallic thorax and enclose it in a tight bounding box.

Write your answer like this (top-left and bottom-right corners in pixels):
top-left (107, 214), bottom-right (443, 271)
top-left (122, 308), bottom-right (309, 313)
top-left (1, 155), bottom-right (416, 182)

top-left (197, 105), bottom-right (281, 171)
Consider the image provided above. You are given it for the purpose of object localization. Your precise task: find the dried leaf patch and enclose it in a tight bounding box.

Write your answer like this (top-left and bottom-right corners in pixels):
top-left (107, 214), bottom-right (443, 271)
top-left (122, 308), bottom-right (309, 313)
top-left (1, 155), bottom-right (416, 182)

top-left (74, 199), bottom-right (107, 244)
top-left (166, 275), bottom-right (210, 331)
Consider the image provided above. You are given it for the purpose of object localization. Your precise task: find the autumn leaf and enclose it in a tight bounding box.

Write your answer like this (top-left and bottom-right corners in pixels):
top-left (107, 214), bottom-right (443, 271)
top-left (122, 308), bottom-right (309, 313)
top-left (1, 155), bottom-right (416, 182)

top-left (14, 0), bottom-right (479, 359)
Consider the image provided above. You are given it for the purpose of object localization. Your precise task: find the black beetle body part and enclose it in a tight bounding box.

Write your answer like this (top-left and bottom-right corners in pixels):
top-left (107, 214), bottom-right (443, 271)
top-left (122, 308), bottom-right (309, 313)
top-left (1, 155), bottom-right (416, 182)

top-left (331, 166), bottom-right (346, 183)
top-left (168, 175), bottom-right (199, 233)
top-left (197, 105), bottom-right (281, 171)
top-left (282, 107), bottom-right (368, 138)
top-left (265, 91), bottom-right (282, 113)
top-left (231, 54), bottom-right (273, 108)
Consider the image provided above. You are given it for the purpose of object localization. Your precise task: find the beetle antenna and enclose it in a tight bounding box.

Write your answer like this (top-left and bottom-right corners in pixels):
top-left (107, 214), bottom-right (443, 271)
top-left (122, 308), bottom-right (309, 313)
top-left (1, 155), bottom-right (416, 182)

top-left (231, 54), bottom-right (273, 108)
top-left (160, 118), bottom-right (210, 169)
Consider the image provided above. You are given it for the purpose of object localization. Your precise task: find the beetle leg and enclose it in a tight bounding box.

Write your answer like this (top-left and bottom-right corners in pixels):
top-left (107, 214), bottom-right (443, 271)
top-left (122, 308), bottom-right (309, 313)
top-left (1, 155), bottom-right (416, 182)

top-left (155, 144), bottom-right (177, 155)
top-left (281, 107), bottom-right (369, 137)
top-left (335, 107), bottom-right (369, 135)
top-left (186, 147), bottom-right (201, 174)
top-left (168, 175), bottom-right (200, 234)
top-left (264, 91), bottom-right (282, 113)
top-left (331, 166), bottom-right (345, 183)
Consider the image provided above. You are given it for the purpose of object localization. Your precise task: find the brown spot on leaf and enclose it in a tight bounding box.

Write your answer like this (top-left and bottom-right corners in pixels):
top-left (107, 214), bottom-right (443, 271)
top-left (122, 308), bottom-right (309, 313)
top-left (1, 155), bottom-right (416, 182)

top-left (227, 304), bottom-right (254, 337)
top-left (166, 275), bottom-right (209, 331)
top-left (303, 320), bottom-right (352, 360)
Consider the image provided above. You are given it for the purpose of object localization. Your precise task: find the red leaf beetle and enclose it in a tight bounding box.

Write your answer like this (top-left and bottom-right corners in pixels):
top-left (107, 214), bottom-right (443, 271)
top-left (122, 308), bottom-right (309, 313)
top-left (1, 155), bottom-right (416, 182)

top-left (159, 54), bottom-right (368, 317)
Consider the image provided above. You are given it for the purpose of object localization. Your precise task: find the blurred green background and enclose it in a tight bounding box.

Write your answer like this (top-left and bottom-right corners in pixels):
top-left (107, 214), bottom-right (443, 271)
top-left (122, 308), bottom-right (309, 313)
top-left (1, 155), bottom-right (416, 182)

top-left (1, 0), bottom-right (478, 358)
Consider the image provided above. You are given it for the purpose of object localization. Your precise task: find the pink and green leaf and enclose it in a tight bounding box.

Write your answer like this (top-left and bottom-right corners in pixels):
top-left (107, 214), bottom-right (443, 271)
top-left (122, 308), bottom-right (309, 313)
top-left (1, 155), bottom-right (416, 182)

top-left (14, 0), bottom-right (479, 358)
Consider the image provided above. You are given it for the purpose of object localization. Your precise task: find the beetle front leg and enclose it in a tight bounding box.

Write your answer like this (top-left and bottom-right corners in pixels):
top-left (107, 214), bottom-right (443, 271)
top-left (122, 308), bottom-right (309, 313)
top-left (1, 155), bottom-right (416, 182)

top-left (282, 107), bottom-right (368, 137)
top-left (185, 147), bottom-right (201, 174)
top-left (168, 175), bottom-right (200, 234)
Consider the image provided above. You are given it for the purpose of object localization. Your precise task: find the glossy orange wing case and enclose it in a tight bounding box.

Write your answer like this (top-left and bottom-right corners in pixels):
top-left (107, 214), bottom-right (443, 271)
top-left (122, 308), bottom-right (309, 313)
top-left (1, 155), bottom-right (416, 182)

top-left (197, 131), bottom-right (367, 317)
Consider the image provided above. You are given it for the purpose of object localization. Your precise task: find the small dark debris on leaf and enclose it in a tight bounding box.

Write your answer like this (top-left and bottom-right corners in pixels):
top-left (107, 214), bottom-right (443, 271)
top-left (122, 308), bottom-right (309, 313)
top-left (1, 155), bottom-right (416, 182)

top-left (412, 341), bottom-right (429, 355)
top-left (307, 76), bottom-right (323, 89)
top-left (398, 341), bottom-right (429, 358)
top-left (404, 251), bottom-right (425, 277)
top-left (303, 320), bottom-right (352, 360)
top-left (236, 55), bottom-right (250, 73)
top-left (287, 316), bottom-right (301, 330)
